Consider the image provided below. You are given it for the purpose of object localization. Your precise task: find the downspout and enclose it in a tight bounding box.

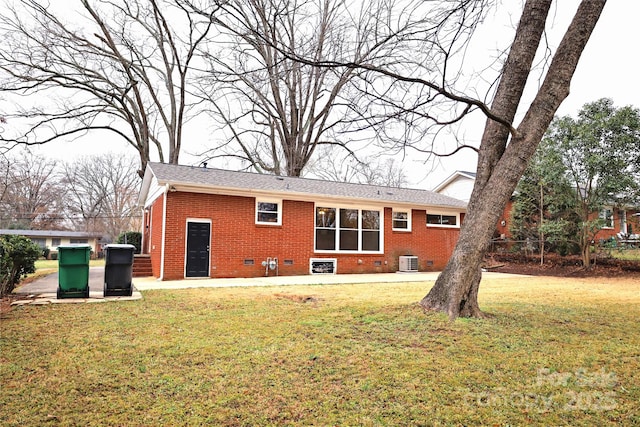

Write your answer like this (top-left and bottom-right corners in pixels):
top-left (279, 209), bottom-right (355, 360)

top-left (160, 184), bottom-right (170, 280)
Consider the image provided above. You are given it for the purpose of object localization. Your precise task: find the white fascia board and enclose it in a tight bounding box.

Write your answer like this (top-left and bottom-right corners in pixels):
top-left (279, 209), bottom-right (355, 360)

top-left (432, 171), bottom-right (475, 193)
top-left (144, 179), bottom-right (166, 208)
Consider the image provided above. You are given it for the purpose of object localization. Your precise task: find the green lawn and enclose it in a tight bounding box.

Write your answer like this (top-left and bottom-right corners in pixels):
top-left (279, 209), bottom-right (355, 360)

top-left (34, 258), bottom-right (106, 270)
top-left (1, 276), bottom-right (638, 426)
top-left (609, 248), bottom-right (640, 261)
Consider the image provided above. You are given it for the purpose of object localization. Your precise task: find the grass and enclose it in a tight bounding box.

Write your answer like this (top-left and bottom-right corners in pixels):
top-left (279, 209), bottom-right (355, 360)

top-left (34, 258), bottom-right (106, 270)
top-left (1, 276), bottom-right (639, 426)
top-left (609, 248), bottom-right (640, 261)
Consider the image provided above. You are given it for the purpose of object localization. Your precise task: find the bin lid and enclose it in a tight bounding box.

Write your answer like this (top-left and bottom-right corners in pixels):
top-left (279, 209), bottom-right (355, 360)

top-left (57, 244), bottom-right (92, 249)
top-left (104, 244), bottom-right (136, 249)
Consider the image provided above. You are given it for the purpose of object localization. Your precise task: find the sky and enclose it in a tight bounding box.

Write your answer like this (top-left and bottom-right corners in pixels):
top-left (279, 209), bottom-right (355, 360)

top-left (27, 0), bottom-right (639, 190)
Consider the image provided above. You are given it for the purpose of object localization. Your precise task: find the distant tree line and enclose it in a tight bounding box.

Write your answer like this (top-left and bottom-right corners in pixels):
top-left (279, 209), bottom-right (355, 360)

top-left (0, 150), bottom-right (141, 243)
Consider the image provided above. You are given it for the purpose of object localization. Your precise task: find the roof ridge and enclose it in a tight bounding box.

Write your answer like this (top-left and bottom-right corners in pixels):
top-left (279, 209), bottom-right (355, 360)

top-left (145, 162), bottom-right (467, 209)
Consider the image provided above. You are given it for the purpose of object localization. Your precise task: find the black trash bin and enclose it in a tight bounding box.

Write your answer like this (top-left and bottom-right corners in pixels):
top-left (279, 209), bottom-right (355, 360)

top-left (103, 244), bottom-right (135, 297)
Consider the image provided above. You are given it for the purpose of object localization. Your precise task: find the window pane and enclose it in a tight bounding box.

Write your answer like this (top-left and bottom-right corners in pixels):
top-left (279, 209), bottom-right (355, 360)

top-left (340, 209), bottom-right (358, 229)
top-left (257, 201), bottom-right (279, 223)
top-left (600, 209), bottom-right (613, 227)
top-left (32, 238), bottom-right (46, 248)
top-left (426, 214), bottom-right (442, 225)
top-left (393, 211), bottom-right (408, 229)
top-left (362, 231), bottom-right (380, 251)
top-left (441, 215), bottom-right (457, 226)
top-left (258, 212), bottom-right (278, 223)
top-left (362, 210), bottom-right (380, 230)
top-left (393, 219), bottom-right (407, 229)
top-left (316, 207), bottom-right (336, 228)
top-left (258, 202), bottom-right (278, 212)
top-left (339, 230), bottom-right (358, 250)
top-left (393, 212), bottom-right (407, 220)
top-left (316, 229), bottom-right (336, 250)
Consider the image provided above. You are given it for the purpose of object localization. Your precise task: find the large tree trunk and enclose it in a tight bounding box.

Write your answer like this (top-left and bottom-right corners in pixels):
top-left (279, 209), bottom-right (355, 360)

top-left (420, 0), bottom-right (607, 320)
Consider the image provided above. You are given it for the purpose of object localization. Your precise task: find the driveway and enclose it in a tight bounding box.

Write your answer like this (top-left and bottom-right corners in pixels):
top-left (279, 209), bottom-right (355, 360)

top-left (12, 267), bottom-right (142, 306)
top-left (16, 267), bottom-right (108, 295)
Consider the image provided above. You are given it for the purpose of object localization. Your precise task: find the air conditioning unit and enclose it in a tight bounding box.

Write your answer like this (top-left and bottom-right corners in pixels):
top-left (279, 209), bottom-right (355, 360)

top-left (398, 255), bottom-right (418, 272)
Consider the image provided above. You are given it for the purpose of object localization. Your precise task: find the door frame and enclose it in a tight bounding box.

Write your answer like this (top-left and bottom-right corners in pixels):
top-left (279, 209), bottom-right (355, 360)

top-left (184, 219), bottom-right (211, 278)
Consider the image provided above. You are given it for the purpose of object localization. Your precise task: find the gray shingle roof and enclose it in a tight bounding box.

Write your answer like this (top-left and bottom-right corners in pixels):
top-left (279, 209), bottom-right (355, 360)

top-left (0, 230), bottom-right (103, 238)
top-left (145, 162), bottom-right (466, 210)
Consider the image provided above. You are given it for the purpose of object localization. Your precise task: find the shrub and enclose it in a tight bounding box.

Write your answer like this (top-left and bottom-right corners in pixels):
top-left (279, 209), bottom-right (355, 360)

top-left (0, 235), bottom-right (41, 297)
top-left (116, 231), bottom-right (142, 253)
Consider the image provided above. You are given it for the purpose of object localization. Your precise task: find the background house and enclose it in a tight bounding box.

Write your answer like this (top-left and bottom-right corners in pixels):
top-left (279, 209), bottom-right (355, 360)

top-left (593, 206), bottom-right (640, 242)
top-left (432, 171), bottom-right (476, 202)
top-left (138, 163), bottom-right (468, 280)
top-left (0, 229), bottom-right (104, 258)
top-left (433, 171), bottom-right (640, 246)
top-left (433, 170), bottom-right (512, 239)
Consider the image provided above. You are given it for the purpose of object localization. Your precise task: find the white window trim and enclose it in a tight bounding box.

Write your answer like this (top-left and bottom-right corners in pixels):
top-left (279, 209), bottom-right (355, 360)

top-left (314, 204), bottom-right (384, 254)
top-left (426, 211), bottom-right (460, 228)
top-left (310, 258), bottom-right (337, 274)
top-left (255, 199), bottom-right (282, 226)
top-left (392, 208), bottom-right (412, 232)
top-left (599, 207), bottom-right (614, 229)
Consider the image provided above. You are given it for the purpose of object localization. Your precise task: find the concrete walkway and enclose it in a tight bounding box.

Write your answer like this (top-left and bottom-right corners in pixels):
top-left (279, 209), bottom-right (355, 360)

top-left (132, 271), bottom-right (445, 290)
top-left (12, 267), bottom-right (526, 307)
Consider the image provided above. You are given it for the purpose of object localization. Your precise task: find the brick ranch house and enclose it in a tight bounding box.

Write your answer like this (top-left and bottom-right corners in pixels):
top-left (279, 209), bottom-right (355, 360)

top-left (137, 162), bottom-right (467, 280)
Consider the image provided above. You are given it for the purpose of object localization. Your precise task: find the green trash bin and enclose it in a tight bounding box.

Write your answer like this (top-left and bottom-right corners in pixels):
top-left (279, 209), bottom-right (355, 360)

top-left (57, 244), bottom-right (91, 299)
top-left (103, 244), bottom-right (135, 297)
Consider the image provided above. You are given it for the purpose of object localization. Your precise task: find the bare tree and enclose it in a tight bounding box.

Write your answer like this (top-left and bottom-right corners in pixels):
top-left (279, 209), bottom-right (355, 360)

top-left (62, 152), bottom-right (141, 241)
top-left (191, 0), bottom-right (359, 176)
top-left (0, 154), bottom-right (10, 209)
top-left (308, 147), bottom-right (408, 187)
top-left (0, 150), bottom-right (65, 229)
top-left (190, 0), bottom-right (482, 177)
top-left (0, 0), bottom-right (217, 176)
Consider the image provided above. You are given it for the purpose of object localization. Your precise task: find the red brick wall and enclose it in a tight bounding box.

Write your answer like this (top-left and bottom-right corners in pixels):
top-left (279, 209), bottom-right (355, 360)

top-left (496, 200), bottom-right (513, 239)
top-left (150, 191), bottom-right (462, 280)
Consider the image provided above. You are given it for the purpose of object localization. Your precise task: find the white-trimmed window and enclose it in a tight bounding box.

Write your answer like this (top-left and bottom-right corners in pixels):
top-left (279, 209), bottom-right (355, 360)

top-left (599, 207), bottom-right (614, 229)
top-left (392, 209), bottom-right (411, 231)
top-left (256, 199), bottom-right (282, 225)
top-left (315, 206), bottom-right (382, 252)
top-left (426, 212), bottom-right (459, 228)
